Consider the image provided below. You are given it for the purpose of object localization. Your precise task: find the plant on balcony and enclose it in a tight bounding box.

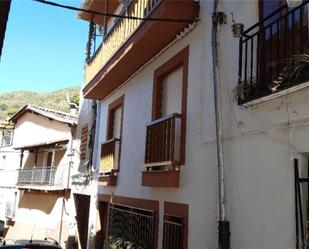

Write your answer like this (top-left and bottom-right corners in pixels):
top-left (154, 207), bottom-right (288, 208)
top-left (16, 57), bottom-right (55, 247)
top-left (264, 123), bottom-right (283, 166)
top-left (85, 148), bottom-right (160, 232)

top-left (263, 52), bottom-right (309, 94)
top-left (232, 79), bottom-right (256, 102)
top-left (103, 235), bottom-right (143, 249)
top-left (290, 53), bottom-right (309, 81)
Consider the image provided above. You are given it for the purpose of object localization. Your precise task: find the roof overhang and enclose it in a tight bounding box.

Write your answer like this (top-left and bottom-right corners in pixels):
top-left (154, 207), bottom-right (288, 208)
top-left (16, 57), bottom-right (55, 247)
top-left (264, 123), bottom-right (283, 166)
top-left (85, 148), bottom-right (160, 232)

top-left (9, 104), bottom-right (77, 126)
top-left (13, 138), bottom-right (69, 150)
top-left (82, 0), bottom-right (200, 100)
top-left (0, 0), bottom-right (11, 60)
top-left (77, 0), bottom-right (120, 25)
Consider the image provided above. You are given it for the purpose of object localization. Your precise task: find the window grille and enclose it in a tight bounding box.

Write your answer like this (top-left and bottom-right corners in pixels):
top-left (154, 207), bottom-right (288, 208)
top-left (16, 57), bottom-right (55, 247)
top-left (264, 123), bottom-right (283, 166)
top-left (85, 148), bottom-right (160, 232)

top-left (162, 214), bottom-right (184, 249)
top-left (108, 204), bottom-right (155, 249)
top-left (0, 129), bottom-right (13, 147)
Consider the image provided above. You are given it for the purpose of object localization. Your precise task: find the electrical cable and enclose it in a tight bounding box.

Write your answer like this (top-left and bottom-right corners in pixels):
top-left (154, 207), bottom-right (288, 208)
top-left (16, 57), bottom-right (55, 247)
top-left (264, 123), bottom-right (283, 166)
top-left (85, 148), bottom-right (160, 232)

top-left (32, 0), bottom-right (197, 24)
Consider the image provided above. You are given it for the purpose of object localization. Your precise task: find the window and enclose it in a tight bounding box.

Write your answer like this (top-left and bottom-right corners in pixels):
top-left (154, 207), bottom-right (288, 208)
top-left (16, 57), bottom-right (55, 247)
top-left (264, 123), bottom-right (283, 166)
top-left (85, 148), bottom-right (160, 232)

top-left (142, 47), bottom-right (189, 187)
top-left (0, 128), bottom-right (13, 147)
top-left (98, 194), bottom-right (159, 249)
top-left (80, 124), bottom-right (88, 160)
top-left (163, 202), bottom-right (188, 249)
top-left (99, 96), bottom-right (124, 186)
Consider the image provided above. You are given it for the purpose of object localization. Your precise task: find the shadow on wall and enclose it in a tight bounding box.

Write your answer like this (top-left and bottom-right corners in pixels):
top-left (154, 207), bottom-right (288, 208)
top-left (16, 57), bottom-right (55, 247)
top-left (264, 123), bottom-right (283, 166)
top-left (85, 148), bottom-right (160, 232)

top-left (23, 152), bottom-right (35, 169)
top-left (18, 192), bottom-right (57, 214)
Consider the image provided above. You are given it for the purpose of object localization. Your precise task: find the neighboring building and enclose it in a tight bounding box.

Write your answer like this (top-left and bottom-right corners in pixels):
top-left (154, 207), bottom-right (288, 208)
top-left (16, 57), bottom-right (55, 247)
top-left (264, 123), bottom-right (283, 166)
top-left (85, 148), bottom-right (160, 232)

top-left (0, 121), bottom-right (18, 238)
top-left (3, 105), bottom-right (77, 248)
top-left (76, 0), bottom-right (309, 249)
top-left (70, 96), bottom-right (97, 249)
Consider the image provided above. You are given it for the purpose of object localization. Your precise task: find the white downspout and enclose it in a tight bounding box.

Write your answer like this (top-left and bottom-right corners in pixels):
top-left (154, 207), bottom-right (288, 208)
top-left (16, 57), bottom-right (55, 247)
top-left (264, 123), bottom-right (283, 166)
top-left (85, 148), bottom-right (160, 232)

top-left (211, 1), bottom-right (230, 248)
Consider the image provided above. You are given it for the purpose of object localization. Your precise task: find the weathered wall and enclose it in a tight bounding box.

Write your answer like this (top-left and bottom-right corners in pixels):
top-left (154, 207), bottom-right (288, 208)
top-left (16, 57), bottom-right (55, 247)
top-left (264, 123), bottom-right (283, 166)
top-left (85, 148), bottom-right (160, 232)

top-left (13, 112), bottom-right (72, 149)
top-left (5, 192), bottom-right (69, 248)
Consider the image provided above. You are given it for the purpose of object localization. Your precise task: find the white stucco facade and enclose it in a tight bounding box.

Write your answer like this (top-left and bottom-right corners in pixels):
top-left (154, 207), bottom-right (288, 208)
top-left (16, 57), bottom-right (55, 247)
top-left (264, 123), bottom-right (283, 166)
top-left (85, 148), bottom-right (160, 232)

top-left (82, 1), bottom-right (309, 249)
top-left (81, 1), bottom-right (309, 249)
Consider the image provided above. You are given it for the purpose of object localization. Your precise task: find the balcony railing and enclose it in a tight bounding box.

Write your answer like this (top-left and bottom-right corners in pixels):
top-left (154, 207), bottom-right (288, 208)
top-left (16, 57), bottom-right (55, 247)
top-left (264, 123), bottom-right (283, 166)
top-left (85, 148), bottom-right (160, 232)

top-left (17, 165), bottom-right (67, 188)
top-left (144, 113), bottom-right (182, 170)
top-left (238, 1), bottom-right (309, 103)
top-left (162, 214), bottom-right (184, 249)
top-left (85, 0), bottom-right (160, 84)
top-left (100, 138), bottom-right (120, 175)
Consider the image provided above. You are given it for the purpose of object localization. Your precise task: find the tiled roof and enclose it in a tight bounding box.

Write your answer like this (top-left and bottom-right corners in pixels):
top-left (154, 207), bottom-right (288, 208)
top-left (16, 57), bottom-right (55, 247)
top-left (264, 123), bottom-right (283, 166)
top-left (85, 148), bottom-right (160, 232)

top-left (9, 104), bottom-right (77, 125)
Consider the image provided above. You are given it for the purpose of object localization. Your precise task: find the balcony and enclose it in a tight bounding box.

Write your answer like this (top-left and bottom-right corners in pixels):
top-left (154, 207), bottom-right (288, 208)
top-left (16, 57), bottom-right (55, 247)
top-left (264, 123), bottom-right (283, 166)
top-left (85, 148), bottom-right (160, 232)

top-left (142, 113), bottom-right (183, 187)
top-left (238, 1), bottom-right (309, 104)
top-left (99, 138), bottom-right (120, 186)
top-left (16, 165), bottom-right (68, 191)
top-left (81, 0), bottom-right (199, 100)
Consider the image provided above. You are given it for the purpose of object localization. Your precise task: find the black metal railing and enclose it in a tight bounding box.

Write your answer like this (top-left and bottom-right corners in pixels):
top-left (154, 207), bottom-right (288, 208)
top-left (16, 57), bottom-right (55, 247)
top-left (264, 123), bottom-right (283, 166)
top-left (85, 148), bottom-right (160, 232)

top-left (162, 214), bottom-right (184, 249)
top-left (107, 204), bottom-right (155, 249)
top-left (294, 158), bottom-right (309, 249)
top-left (238, 1), bottom-right (309, 103)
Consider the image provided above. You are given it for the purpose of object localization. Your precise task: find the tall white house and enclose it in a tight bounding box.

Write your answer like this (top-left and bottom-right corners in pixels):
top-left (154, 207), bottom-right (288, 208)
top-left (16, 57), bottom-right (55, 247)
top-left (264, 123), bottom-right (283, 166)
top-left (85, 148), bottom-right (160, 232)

top-left (76, 0), bottom-right (309, 248)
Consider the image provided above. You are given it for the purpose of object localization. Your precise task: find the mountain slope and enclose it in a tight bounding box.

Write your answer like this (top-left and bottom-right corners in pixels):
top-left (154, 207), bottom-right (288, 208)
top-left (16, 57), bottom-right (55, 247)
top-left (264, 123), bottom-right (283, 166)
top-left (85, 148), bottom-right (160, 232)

top-left (0, 87), bottom-right (80, 121)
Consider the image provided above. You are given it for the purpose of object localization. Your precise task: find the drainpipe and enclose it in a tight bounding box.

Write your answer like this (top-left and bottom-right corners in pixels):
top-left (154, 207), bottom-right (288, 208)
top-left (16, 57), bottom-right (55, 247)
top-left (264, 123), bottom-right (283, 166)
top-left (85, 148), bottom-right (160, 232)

top-left (86, 100), bottom-right (101, 249)
top-left (19, 149), bottom-right (24, 169)
top-left (211, 1), bottom-right (230, 249)
top-left (59, 126), bottom-right (75, 244)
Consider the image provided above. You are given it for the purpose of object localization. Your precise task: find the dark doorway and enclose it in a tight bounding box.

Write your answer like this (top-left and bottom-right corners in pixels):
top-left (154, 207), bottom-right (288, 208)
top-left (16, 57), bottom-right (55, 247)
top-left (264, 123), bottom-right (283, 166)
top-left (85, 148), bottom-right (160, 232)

top-left (74, 194), bottom-right (90, 249)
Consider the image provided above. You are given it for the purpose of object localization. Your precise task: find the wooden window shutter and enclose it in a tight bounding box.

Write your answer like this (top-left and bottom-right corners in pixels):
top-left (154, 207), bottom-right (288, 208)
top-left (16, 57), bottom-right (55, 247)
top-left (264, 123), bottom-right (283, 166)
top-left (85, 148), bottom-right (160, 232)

top-left (80, 124), bottom-right (88, 160)
top-left (161, 66), bottom-right (183, 117)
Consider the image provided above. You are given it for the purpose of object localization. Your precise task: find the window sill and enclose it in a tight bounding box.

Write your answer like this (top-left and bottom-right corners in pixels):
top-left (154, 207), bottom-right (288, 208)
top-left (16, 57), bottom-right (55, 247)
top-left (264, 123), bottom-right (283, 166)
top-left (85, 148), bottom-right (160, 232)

top-left (142, 170), bottom-right (179, 188)
top-left (98, 174), bottom-right (117, 187)
top-left (241, 80), bottom-right (309, 108)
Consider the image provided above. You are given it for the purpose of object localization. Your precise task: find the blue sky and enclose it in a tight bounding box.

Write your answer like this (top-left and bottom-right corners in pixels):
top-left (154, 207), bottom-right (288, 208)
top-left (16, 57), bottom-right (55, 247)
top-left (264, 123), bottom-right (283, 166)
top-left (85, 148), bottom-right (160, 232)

top-left (0, 0), bottom-right (88, 93)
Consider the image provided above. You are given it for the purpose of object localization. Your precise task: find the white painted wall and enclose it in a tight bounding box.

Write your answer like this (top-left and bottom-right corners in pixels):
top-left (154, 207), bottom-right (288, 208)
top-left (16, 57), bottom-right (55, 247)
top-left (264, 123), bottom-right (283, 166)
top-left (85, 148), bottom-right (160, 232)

top-left (13, 112), bottom-right (72, 149)
top-left (95, 2), bottom-right (219, 247)
top-left (85, 1), bottom-right (309, 248)
top-left (0, 137), bottom-right (24, 227)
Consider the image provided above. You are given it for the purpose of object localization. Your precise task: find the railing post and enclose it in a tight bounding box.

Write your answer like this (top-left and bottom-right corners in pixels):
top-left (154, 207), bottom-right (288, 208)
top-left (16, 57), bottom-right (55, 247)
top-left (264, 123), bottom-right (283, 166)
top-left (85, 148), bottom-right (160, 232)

top-left (30, 169), bottom-right (34, 185)
top-left (238, 36), bottom-right (243, 85)
top-left (49, 166), bottom-right (54, 186)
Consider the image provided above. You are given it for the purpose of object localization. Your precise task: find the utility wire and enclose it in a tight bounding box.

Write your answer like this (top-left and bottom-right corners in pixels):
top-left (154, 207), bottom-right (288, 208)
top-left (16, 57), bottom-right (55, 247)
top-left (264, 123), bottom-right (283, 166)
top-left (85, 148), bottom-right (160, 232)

top-left (33, 0), bottom-right (197, 24)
